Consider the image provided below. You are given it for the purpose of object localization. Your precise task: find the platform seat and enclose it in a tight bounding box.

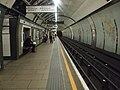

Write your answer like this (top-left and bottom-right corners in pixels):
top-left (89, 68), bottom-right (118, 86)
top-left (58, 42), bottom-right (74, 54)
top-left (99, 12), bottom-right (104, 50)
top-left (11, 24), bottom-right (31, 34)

top-left (23, 46), bottom-right (32, 54)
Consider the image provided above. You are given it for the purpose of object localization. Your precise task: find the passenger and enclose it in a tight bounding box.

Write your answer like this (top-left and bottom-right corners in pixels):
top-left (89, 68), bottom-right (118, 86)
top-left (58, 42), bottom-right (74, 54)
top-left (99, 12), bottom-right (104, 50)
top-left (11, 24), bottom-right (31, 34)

top-left (49, 35), bottom-right (53, 43)
top-left (23, 36), bottom-right (35, 52)
top-left (53, 34), bottom-right (55, 41)
top-left (46, 34), bottom-right (48, 40)
top-left (55, 34), bottom-right (57, 37)
top-left (43, 34), bottom-right (46, 42)
top-left (43, 34), bottom-right (48, 43)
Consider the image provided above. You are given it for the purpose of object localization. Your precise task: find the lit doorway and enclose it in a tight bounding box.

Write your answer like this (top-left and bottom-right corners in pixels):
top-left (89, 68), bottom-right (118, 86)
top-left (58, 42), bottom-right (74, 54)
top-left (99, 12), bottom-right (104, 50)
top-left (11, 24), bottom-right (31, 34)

top-left (23, 27), bottom-right (30, 41)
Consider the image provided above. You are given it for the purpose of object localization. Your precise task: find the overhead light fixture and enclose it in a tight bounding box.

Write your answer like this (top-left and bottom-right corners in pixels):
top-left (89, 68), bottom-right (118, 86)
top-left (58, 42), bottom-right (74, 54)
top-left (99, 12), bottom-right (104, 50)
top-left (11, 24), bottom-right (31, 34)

top-left (55, 12), bottom-right (57, 22)
top-left (53, 0), bottom-right (61, 22)
top-left (53, 0), bottom-right (58, 22)
top-left (53, 0), bottom-right (61, 6)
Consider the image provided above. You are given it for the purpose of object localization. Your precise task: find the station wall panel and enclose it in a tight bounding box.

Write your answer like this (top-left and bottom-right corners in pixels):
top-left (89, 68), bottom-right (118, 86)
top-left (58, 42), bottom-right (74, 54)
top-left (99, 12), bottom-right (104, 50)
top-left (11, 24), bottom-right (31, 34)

top-left (71, 24), bottom-right (80, 41)
top-left (98, 8), bottom-right (116, 53)
top-left (2, 31), bottom-right (11, 56)
top-left (18, 24), bottom-right (23, 56)
top-left (91, 14), bottom-right (105, 49)
top-left (78, 22), bottom-right (84, 43)
top-left (81, 19), bottom-right (92, 45)
top-left (68, 28), bottom-right (72, 39)
top-left (62, 2), bottom-right (120, 55)
top-left (111, 2), bottom-right (120, 54)
top-left (71, 0), bottom-right (112, 22)
top-left (87, 17), bottom-right (96, 47)
top-left (2, 17), bottom-right (11, 56)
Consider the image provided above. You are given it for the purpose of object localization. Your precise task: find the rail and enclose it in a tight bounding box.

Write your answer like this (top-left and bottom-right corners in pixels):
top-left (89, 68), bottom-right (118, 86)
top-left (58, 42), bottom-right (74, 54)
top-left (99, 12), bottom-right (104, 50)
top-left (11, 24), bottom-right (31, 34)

top-left (60, 37), bottom-right (120, 90)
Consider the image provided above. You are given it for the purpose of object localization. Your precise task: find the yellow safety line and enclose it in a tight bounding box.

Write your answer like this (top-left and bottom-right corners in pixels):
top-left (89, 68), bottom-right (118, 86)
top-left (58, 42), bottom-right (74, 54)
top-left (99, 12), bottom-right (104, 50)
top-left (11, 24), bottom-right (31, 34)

top-left (60, 46), bottom-right (77, 90)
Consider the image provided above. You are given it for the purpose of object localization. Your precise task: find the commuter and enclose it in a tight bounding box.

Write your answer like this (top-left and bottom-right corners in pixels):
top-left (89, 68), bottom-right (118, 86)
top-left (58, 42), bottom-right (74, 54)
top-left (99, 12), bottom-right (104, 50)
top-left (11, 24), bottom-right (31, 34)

top-left (49, 35), bottom-right (53, 43)
top-left (53, 34), bottom-right (55, 41)
top-left (55, 34), bottom-right (57, 37)
top-left (23, 36), bottom-right (36, 52)
top-left (43, 34), bottom-right (48, 43)
top-left (43, 34), bottom-right (46, 42)
top-left (45, 34), bottom-right (48, 42)
top-left (46, 34), bottom-right (48, 40)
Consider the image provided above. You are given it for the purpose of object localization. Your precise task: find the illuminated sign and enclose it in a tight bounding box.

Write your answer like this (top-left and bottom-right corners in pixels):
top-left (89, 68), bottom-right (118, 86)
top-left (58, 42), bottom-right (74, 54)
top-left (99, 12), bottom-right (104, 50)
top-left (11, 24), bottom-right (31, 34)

top-left (43, 21), bottom-right (64, 24)
top-left (26, 5), bottom-right (57, 13)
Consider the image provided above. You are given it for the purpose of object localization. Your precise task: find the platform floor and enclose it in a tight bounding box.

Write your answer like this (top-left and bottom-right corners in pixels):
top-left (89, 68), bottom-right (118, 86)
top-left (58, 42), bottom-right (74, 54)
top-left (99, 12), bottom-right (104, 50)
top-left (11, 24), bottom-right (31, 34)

top-left (0, 38), bottom-right (82, 90)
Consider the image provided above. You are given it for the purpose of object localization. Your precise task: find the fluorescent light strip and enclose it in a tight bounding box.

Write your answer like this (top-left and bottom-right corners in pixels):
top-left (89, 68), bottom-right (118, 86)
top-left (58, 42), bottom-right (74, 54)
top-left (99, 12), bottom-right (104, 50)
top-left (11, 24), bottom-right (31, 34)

top-left (53, 0), bottom-right (60, 6)
top-left (55, 12), bottom-right (57, 22)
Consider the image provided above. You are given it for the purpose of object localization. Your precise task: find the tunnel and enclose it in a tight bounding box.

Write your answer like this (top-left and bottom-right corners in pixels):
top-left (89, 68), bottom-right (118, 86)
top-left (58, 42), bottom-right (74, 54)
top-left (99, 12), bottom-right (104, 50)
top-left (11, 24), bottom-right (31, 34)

top-left (0, 0), bottom-right (120, 90)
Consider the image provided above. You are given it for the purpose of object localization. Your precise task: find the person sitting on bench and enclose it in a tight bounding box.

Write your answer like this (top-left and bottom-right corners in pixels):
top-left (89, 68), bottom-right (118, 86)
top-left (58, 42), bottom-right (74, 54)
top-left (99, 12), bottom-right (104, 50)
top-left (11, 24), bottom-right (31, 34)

top-left (23, 36), bottom-right (35, 52)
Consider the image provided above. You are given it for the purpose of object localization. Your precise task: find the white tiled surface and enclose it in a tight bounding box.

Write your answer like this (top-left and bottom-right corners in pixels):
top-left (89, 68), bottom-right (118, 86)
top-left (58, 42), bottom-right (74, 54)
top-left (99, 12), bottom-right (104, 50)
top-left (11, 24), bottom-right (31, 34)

top-left (0, 43), bottom-right (53, 90)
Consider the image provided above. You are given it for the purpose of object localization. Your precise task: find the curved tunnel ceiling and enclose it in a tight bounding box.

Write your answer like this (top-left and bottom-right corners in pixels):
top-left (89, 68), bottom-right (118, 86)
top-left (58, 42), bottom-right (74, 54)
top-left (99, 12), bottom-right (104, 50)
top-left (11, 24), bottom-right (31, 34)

top-left (3, 0), bottom-right (114, 31)
top-left (8, 0), bottom-right (86, 29)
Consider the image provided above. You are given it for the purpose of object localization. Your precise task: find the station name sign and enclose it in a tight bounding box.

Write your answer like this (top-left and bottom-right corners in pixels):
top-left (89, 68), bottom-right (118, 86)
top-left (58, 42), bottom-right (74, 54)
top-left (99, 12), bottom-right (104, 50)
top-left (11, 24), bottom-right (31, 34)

top-left (26, 5), bottom-right (57, 13)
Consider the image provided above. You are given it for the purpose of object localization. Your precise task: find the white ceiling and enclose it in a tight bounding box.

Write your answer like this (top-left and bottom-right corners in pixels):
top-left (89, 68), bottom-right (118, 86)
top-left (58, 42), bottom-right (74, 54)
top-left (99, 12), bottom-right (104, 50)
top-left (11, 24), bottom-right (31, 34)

top-left (0, 0), bottom-right (113, 30)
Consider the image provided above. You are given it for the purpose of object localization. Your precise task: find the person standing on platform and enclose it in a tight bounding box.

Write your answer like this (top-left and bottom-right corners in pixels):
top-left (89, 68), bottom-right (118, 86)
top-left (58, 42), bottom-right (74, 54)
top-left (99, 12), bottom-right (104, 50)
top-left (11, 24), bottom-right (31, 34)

top-left (49, 35), bottom-right (53, 43)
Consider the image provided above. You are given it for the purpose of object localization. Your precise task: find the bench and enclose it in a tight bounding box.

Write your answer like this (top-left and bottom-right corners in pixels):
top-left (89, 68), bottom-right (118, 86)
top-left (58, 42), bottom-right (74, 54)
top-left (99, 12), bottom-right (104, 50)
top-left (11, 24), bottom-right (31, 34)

top-left (23, 46), bottom-right (32, 54)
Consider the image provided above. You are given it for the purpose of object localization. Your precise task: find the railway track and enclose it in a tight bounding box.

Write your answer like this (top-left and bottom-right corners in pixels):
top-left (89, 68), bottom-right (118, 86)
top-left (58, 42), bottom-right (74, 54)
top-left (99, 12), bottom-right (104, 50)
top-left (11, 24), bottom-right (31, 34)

top-left (60, 37), bottom-right (120, 90)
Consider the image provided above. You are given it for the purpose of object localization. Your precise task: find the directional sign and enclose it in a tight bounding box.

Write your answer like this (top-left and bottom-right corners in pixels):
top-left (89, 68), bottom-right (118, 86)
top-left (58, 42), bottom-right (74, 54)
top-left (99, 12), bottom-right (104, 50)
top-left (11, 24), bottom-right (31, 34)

top-left (43, 21), bottom-right (64, 24)
top-left (26, 5), bottom-right (57, 13)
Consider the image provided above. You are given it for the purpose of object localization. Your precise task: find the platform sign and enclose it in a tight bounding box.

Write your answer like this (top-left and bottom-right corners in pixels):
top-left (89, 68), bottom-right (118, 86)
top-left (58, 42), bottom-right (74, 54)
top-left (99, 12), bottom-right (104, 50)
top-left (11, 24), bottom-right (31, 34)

top-left (43, 21), bottom-right (64, 24)
top-left (26, 5), bottom-right (57, 13)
